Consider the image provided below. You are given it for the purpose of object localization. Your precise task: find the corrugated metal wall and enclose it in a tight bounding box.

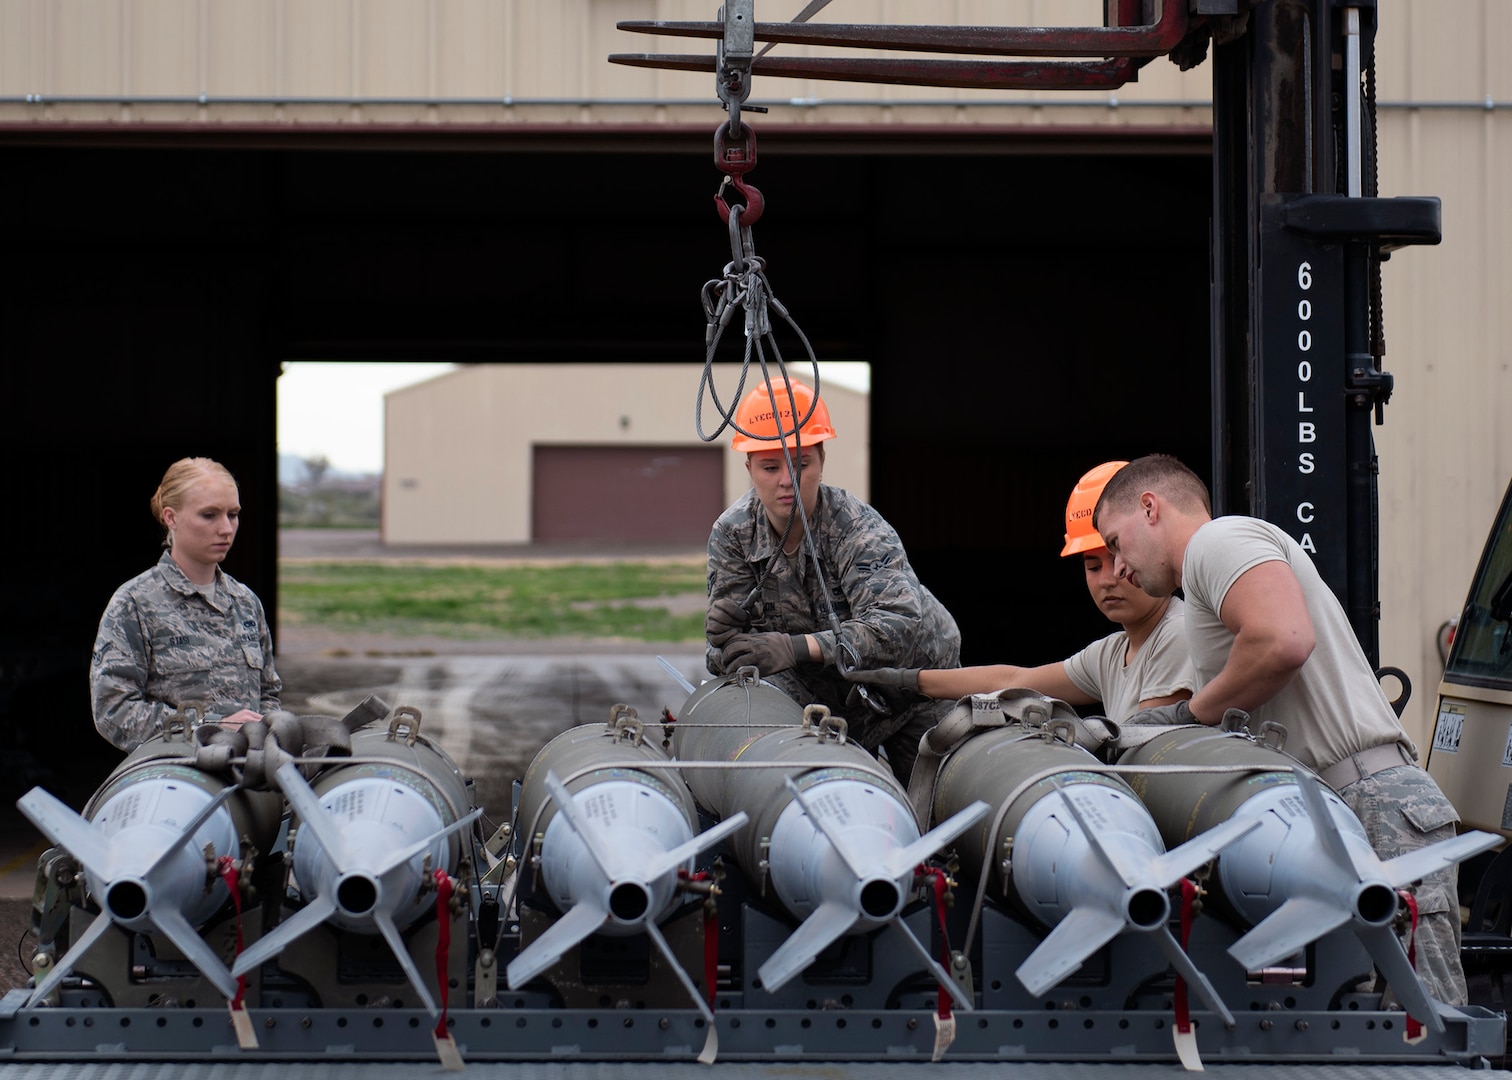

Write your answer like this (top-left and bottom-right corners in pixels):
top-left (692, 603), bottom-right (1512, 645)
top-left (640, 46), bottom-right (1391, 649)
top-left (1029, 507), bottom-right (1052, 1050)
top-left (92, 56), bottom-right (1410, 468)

top-left (1371, 1), bottom-right (1512, 738)
top-left (0, 0), bottom-right (1210, 126)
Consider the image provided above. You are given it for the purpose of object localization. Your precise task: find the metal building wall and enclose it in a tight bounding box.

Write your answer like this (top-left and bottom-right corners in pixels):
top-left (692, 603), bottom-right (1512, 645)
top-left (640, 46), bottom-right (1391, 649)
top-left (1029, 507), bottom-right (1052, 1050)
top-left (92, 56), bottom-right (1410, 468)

top-left (0, 0), bottom-right (1210, 127)
top-left (381, 363), bottom-right (870, 545)
top-left (1373, 0), bottom-right (1512, 740)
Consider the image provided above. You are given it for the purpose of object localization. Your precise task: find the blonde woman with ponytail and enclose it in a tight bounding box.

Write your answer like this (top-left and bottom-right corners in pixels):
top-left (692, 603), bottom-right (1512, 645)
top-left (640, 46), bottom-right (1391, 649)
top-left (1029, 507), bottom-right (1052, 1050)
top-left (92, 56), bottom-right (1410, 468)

top-left (90, 457), bottom-right (281, 751)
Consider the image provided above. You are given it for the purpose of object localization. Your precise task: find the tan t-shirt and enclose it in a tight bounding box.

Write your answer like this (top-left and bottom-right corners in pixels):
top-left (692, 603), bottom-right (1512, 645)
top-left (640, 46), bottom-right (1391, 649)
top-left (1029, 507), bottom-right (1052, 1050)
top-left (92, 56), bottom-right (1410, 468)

top-left (1181, 516), bottom-right (1413, 772)
top-left (1063, 597), bottom-right (1195, 722)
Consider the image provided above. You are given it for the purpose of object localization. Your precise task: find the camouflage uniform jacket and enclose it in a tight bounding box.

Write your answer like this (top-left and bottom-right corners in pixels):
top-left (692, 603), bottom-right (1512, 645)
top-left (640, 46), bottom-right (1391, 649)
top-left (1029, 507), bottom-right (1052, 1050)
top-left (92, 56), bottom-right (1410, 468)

top-left (706, 484), bottom-right (961, 678)
top-left (91, 550), bottom-right (282, 751)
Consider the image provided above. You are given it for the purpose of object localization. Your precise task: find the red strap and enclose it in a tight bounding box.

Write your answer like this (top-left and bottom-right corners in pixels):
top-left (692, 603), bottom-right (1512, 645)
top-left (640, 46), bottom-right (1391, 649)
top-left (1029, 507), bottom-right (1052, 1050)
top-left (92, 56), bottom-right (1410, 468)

top-left (216, 856), bottom-right (248, 1009)
top-left (1397, 889), bottom-right (1423, 1040)
top-left (1174, 878), bottom-right (1198, 1034)
top-left (678, 869), bottom-right (718, 1007)
top-left (927, 869), bottom-right (953, 1022)
top-left (434, 870), bottom-right (454, 1040)
top-left (703, 898), bottom-right (719, 1008)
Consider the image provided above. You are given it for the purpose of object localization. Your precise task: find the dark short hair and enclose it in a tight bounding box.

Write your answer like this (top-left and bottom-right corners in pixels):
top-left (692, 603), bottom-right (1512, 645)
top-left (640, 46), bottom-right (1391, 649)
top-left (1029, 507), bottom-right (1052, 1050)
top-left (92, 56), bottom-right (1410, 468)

top-left (1093, 454), bottom-right (1210, 528)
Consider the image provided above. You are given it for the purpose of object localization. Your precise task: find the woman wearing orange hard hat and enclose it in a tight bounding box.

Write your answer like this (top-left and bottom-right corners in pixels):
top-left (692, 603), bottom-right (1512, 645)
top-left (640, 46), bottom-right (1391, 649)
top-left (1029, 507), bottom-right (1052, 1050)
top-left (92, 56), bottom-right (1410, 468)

top-left (846, 461), bottom-right (1195, 724)
top-left (727, 377), bottom-right (837, 454)
top-left (704, 377), bottom-right (962, 784)
top-left (725, 378), bottom-right (836, 550)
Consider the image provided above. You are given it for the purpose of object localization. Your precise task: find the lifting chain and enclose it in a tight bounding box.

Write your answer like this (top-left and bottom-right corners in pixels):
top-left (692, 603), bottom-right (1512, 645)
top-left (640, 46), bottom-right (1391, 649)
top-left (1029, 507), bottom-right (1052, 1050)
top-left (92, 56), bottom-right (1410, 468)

top-left (692, 4), bottom-right (877, 704)
top-left (696, 118), bottom-right (815, 451)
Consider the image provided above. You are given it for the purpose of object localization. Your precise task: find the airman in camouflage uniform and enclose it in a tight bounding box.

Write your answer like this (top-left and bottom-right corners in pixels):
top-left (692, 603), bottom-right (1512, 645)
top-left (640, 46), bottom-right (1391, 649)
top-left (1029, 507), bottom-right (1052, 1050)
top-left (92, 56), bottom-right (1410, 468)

top-left (706, 378), bottom-right (961, 784)
top-left (706, 481), bottom-right (960, 783)
top-left (92, 456), bottom-right (280, 753)
top-left (92, 550), bottom-right (281, 752)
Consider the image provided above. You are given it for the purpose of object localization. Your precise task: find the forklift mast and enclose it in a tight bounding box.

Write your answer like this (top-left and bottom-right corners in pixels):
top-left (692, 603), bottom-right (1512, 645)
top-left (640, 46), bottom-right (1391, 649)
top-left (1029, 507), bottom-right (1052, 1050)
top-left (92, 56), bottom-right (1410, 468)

top-left (1208, 0), bottom-right (1439, 668)
top-left (617, 0), bottom-right (1442, 667)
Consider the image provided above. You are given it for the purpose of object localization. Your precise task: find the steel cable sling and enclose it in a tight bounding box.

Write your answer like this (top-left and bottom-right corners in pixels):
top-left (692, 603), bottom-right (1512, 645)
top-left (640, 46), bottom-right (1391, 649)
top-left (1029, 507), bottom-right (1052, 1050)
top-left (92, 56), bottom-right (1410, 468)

top-left (690, 10), bottom-right (880, 698)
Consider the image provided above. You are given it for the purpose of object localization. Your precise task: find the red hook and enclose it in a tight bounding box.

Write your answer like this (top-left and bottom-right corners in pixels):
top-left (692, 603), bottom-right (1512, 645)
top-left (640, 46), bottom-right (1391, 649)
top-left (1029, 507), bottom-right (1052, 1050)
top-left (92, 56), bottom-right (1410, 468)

top-left (714, 122), bottom-right (764, 227)
top-left (715, 175), bottom-right (764, 227)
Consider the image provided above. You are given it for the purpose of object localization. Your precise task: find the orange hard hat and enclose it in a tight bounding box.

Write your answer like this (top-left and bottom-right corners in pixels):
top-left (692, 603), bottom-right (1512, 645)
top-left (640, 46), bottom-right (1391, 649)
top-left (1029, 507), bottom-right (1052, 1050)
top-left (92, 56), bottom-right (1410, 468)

top-left (1061, 460), bottom-right (1129, 557)
top-left (730, 378), bottom-right (837, 453)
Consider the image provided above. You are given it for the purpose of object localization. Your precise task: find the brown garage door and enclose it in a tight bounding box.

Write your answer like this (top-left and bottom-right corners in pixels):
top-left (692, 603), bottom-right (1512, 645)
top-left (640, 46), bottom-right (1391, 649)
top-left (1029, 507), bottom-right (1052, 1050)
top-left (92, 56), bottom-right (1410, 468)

top-left (532, 445), bottom-right (726, 544)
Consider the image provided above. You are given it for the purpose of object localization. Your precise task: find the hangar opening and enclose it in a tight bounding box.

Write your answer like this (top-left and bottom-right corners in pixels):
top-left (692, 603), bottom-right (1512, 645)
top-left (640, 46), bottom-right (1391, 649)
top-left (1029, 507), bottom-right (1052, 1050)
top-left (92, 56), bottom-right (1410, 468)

top-left (3, 132), bottom-right (1211, 796)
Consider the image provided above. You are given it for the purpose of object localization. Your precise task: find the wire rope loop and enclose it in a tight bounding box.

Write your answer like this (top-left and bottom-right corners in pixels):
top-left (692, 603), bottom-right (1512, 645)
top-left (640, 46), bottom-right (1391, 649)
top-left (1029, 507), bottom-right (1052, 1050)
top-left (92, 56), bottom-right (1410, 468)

top-left (694, 124), bottom-right (864, 680)
top-left (726, 203), bottom-right (748, 275)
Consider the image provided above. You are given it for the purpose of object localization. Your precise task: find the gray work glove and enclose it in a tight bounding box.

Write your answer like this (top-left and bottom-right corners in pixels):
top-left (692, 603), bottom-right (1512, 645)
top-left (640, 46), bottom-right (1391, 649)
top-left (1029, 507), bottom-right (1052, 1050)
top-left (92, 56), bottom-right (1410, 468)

top-left (723, 632), bottom-right (806, 675)
top-left (841, 666), bottom-right (921, 693)
top-left (705, 597), bottom-right (750, 648)
top-left (1125, 699), bottom-right (1195, 727)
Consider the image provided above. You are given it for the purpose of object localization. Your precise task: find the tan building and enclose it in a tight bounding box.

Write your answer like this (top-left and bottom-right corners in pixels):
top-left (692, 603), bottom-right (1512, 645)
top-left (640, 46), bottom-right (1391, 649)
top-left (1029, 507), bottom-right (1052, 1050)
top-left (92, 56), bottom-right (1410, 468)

top-left (382, 363), bottom-right (869, 545)
top-left (3, 1), bottom-right (1508, 746)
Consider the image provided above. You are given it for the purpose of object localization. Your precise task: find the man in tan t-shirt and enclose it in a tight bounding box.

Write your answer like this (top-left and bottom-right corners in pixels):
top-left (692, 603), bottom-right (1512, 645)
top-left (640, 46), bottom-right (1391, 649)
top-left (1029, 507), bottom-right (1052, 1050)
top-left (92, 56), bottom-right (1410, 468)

top-left (1093, 453), bottom-right (1466, 1007)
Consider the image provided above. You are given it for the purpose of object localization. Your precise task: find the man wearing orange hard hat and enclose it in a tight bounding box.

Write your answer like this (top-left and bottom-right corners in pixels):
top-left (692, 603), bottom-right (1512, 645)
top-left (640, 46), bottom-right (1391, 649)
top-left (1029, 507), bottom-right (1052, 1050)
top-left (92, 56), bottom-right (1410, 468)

top-left (1092, 453), bottom-right (1467, 1005)
top-left (705, 376), bottom-right (962, 783)
top-left (846, 461), bottom-right (1194, 721)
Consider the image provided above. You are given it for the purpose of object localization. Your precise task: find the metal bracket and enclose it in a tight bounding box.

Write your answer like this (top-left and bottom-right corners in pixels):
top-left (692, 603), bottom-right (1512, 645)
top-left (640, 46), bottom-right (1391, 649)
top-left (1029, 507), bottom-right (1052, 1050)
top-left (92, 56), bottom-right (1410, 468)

top-left (1281, 193), bottom-right (1442, 254)
top-left (1046, 717), bottom-right (1078, 746)
top-left (801, 703), bottom-right (848, 744)
top-left (166, 709), bottom-right (198, 741)
top-left (608, 703), bottom-right (646, 746)
top-left (387, 705), bottom-right (422, 746)
top-left (714, 0), bottom-right (755, 135)
top-left (1255, 719), bottom-right (1289, 751)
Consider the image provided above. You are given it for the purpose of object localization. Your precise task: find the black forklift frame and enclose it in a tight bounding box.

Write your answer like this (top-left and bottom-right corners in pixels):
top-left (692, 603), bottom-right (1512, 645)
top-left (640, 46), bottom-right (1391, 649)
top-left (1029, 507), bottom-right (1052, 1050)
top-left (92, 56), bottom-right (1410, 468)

top-left (616, 0), bottom-right (1442, 667)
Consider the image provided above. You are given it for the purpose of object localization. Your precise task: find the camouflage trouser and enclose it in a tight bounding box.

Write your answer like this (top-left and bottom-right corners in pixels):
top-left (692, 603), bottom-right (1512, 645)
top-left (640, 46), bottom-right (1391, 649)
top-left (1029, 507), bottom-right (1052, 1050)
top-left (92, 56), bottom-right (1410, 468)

top-left (1339, 764), bottom-right (1465, 1006)
top-left (761, 670), bottom-right (955, 788)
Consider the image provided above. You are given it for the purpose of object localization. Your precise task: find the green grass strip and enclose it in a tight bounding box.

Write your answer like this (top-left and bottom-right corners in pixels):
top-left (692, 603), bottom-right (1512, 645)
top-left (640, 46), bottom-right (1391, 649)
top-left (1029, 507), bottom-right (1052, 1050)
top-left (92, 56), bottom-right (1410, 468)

top-left (278, 560), bottom-right (707, 642)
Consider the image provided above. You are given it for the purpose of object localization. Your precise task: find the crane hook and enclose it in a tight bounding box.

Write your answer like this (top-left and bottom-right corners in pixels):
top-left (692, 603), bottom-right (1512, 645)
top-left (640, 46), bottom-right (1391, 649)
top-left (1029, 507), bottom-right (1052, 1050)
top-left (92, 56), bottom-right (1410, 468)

top-left (714, 122), bottom-right (764, 227)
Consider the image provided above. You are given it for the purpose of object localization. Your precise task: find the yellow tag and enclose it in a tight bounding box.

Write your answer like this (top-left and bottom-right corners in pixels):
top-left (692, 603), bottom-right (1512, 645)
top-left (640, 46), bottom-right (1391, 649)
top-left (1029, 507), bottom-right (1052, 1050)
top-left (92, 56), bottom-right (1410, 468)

top-left (434, 1031), bottom-right (466, 1071)
top-left (932, 1014), bottom-right (956, 1062)
top-left (228, 1003), bottom-right (259, 1050)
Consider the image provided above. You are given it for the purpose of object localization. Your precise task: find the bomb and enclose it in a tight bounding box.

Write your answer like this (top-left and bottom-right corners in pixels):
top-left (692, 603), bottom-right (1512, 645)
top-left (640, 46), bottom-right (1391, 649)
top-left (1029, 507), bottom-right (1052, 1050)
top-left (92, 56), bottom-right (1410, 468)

top-left (668, 667), bottom-right (989, 1001)
top-left (19, 718), bottom-right (282, 1005)
top-left (230, 706), bottom-right (482, 1017)
top-left (928, 710), bottom-right (1257, 1022)
top-left (1119, 723), bottom-right (1500, 1032)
